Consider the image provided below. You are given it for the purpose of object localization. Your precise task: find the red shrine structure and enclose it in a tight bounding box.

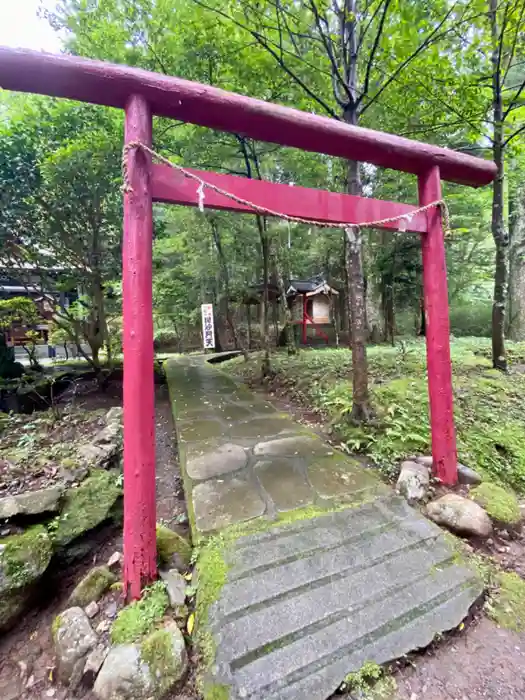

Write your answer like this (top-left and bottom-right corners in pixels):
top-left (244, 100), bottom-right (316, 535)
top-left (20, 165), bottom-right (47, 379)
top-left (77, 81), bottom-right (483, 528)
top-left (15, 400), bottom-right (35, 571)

top-left (0, 47), bottom-right (497, 598)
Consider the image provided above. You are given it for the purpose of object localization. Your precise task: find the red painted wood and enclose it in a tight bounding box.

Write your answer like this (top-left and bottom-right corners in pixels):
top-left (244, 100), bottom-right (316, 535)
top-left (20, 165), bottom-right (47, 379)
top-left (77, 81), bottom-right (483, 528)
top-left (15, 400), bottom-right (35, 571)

top-left (123, 94), bottom-right (157, 598)
top-left (419, 166), bottom-right (458, 485)
top-left (151, 165), bottom-right (428, 233)
top-left (0, 47), bottom-right (496, 187)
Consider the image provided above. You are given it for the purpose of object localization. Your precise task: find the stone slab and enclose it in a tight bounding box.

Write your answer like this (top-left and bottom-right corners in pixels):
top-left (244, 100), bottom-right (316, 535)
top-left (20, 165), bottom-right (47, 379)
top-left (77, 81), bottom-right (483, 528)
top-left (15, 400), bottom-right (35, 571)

top-left (186, 443), bottom-right (248, 481)
top-left (255, 459), bottom-right (313, 512)
top-left (192, 475), bottom-right (267, 533)
top-left (230, 417), bottom-right (297, 440)
top-left (253, 435), bottom-right (333, 458)
top-left (206, 496), bottom-right (482, 700)
top-left (306, 454), bottom-right (384, 500)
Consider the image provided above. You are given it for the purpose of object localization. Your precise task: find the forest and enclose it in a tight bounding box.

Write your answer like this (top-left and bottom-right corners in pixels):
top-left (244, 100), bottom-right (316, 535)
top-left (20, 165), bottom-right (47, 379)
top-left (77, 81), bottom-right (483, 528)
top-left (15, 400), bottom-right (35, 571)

top-left (1, 0), bottom-right (525, 423)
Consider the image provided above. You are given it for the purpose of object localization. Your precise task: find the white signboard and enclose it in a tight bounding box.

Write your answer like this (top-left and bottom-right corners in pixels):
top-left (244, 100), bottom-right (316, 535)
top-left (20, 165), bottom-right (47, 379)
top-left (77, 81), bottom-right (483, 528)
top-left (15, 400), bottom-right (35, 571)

top-left (201, 303), bottom-right (216, 349)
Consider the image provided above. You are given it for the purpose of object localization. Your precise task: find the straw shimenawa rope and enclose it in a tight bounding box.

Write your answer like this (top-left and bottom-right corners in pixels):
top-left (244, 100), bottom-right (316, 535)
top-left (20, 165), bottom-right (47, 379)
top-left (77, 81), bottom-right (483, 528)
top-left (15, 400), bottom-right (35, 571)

top-left (122, 141), bottom-right (451, 236)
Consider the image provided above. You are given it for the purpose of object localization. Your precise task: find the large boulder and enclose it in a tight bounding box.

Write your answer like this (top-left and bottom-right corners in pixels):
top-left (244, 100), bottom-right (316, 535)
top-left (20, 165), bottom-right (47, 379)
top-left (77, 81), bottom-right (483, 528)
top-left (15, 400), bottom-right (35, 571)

top-left (53, 607), bottom-right (97, 686)
top-left (94, 623), bottom-right (187, 700)
top-left (69, 565), bottom-right (117, 607)
top-left (53, 470), bottom-right (122, 552)
top-left (396, 461), bottom-right (430, 504)
top-left (0, 525), bottom-right (53, 631)
top-left (0, 485), bottom-right (64, 520)
top-left (426, 493), bottom-right (493, 538)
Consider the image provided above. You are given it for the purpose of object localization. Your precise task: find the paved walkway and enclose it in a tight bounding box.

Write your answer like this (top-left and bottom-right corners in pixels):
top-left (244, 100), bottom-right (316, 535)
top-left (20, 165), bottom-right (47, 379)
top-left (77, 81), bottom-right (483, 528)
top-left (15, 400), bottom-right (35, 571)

top-left (166, 357), bottom-right (482, 700)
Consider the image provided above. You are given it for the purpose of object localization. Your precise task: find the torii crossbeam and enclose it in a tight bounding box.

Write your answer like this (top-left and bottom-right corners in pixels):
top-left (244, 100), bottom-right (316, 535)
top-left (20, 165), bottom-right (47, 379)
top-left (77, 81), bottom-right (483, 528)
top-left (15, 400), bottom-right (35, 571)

top-left (0, 47), bottom-right (497, 598)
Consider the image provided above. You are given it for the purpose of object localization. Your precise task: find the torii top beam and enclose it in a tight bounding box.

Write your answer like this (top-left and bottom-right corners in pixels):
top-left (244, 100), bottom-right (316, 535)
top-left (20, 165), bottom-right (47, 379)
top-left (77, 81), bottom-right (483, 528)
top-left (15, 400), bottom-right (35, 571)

top-left (0, 47), bottom-right (496, 188)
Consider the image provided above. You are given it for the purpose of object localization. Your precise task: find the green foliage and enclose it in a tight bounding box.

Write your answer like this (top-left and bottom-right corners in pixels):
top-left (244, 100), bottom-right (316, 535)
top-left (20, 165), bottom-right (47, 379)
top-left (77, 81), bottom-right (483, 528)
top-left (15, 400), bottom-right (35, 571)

top-left (471, 483), bottom-right (521, 526)
top-left (488, 572), bottom-right (525, 632)
top-left (225, 340), bottom-right (525, 492)
top-left (111, 581), bottom-right (169, 644)
top-left (449, 301), bottom-right (492, 338)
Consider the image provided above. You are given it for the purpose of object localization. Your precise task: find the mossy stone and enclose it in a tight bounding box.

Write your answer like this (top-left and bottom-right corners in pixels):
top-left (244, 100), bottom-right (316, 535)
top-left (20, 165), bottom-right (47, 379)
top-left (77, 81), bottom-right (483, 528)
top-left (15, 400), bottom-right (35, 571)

top-left (53, 470), bottom-right (122, 548)
top-left (471, 482), bottom-right (521, 526)
top-left (111, 581), bottom-right (170, 645)
top-left (140, 624), bottom-right (187, 695)
top-left (156, 524), bottom-right (191, 568)
top-left (69, 565), bottom-right (117, 607)
top-left (0, 525), bottom-right (52, 630)
top-left (489, 571), bottom-right (525, 632)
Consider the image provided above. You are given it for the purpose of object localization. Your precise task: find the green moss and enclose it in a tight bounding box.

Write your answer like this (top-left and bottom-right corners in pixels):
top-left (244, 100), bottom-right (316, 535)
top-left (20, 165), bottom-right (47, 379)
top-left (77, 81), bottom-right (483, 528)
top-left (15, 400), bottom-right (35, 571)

top-left (156, 524), bottom-right (192, 567)
top-left (53, 469), bottom-right (122, 547)
top-left (201, 681), bottom-right (230, 700)
top-left (111, 581), bottom-right (169, 644)
top-left (140, 628), bottom-right (180, 695)
top-left (69, 565), bottom-right (116, 607)
top-left (51, 614), bottom-right (62, 641)
top-left (489, 572), bottom-right (525, 632)
top-left (1, 525), bottom-right (52, 589)
top-left (471, 482), bottom-right (521, 525)
top-left (342, 662), bottom-right (384, 694)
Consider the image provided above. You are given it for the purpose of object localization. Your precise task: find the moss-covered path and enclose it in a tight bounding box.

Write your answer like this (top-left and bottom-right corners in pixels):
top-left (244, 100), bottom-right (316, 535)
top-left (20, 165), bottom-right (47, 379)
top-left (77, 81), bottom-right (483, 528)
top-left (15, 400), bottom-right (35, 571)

top-left (166, 357), bottom-right (483, 700)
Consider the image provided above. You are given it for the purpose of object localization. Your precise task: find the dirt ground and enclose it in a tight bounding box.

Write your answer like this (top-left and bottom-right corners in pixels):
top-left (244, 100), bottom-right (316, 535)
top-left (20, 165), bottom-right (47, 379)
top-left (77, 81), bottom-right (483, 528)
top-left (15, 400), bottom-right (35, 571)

top-left (0, 379), bottom-right (193, 700)
top-left (394, 616), bottom-right (525, 700)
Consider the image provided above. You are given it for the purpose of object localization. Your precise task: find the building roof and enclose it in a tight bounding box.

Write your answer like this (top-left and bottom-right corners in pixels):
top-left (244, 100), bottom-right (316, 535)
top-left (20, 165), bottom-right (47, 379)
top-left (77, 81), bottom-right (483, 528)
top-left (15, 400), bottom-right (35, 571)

top-left (286, 276), bottom-right (339, 297)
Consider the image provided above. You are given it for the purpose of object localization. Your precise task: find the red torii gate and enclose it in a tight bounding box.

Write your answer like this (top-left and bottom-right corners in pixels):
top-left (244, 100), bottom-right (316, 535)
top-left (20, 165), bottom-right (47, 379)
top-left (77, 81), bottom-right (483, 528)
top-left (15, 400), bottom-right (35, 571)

top-left (0, 48), bottom-right (496, 598)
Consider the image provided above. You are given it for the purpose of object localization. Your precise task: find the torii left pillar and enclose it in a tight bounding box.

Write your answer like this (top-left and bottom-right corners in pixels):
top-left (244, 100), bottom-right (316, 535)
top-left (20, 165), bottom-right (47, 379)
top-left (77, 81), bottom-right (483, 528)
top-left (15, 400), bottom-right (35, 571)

top-left (122, 94), bottom-right (157, 599)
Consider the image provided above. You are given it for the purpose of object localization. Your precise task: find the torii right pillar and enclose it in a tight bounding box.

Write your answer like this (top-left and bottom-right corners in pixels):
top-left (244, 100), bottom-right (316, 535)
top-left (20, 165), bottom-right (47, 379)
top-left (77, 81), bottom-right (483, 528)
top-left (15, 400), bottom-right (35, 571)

top-left (419, 165), bottom-right (458, 485)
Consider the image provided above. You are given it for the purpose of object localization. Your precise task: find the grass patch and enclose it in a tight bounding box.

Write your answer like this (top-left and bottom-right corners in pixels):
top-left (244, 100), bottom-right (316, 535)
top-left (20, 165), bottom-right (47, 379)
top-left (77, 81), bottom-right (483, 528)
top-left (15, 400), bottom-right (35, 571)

top-left (111, 581), bottom-right (169, 644)
top-left (471, 483), bottom-right (521, 525)
top-left (488, 572), bottom-right (525, 632)
top-left (225, 339), bottom-right (525, 492)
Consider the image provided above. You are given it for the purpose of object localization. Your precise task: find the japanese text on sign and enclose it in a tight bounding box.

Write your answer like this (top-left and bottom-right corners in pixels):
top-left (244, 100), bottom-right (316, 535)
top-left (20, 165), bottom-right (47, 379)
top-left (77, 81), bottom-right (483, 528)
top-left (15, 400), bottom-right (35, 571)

top-left (201, 303), bottom-right (215, 349)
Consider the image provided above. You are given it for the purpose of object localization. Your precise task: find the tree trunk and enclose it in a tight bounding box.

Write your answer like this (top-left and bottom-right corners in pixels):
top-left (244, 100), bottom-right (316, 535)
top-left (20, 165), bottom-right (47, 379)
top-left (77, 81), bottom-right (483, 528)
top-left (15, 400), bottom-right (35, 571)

top-left (490, 0), bottom-right (508, 371)
top-left (344, 152), bottom-right (371, 420)
top-left (340, 0), bottom-right (371, 421)
top-left (257, 215), bottom-right (271, 377)
top-left (272, 230), bottom-right (296, 355)
top-left (507, 177), bottom-right (525, 340)
top-left (209, 217), bottom-right (242, 352)
top-left (345, 225), bottom-right (371, 422)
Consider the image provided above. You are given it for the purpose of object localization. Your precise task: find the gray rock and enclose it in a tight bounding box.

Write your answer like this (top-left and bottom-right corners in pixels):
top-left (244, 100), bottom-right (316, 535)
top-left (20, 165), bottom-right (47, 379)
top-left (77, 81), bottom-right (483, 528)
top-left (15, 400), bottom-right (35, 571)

top-left (426, 494), bottom-right (493, 538)
top-left (93, 624), bottom-right (187, 700)
top-left (396, 461), bottom-right (430, 503)
top-left (106, 407), bottom-right (123, 425)
top-left (83, 643), bottom-right (109, 687)
top-left (159, 569), bottom-right (186, 607)
top-left (457, 463), bottom-right (483, 486)
top-left (93, 644), bottom-right (153, 700)
top-left (53, 607), bottom-right (97, 685)
top-left (85, 601), bottom-right (100, 619)
top-left (415, 455), bottom-right (433, 469)
top-left (0, 486), bottom-right (64, 519)
top-left (107, 551), bottom-right (123, 571)
top-left (95, 619), bottom-right (111, 635)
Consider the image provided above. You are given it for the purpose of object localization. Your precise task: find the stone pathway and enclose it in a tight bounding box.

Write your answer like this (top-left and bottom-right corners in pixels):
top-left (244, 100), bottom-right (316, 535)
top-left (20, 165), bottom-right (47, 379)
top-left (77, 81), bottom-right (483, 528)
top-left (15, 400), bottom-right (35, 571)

top-left (166, 357), bottom-right (483, 700)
